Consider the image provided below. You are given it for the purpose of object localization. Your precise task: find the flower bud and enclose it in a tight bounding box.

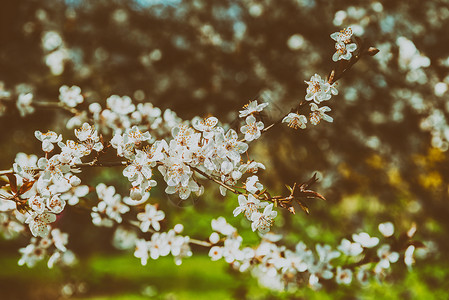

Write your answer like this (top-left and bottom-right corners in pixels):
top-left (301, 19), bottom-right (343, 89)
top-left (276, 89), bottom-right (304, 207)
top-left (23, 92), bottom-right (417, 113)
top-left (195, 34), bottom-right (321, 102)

top-left (209, 232), bottom-right (220, 244)
top-left (130, 187), bottom-right (143, 200)
top-left (174, 224), bottom-right (184, 234)
top-left (70, 175), bottom-right (81, 186)
top-left (89, 103), bottom-right (102, 114)
top-left (367, 47), bottom-right (380, 56)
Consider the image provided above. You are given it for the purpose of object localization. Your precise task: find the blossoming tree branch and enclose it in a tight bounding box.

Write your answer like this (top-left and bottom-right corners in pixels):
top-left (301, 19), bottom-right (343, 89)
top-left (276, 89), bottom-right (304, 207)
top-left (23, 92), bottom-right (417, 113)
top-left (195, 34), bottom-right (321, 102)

top-left (0, 28), bottom-right (423, 290)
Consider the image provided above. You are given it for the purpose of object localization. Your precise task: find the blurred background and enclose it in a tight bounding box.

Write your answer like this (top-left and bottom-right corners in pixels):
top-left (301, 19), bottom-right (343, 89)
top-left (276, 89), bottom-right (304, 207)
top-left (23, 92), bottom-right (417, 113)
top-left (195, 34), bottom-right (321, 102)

top-left (1, 0), bottom-right (449, 299)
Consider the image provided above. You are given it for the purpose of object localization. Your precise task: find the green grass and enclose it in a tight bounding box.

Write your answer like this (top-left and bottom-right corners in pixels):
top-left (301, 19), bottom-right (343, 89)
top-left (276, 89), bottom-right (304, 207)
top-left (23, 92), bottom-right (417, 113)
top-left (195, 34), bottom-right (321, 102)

top-left (0, 253), bottom-right (252, 299)
top-left (0, 252), bottom-right (448, 299)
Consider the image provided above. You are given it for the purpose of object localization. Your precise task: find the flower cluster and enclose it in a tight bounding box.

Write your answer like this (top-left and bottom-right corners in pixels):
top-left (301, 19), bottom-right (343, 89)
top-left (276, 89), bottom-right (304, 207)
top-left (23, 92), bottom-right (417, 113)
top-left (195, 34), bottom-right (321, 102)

top-left (330, 27), bottom-right (358, 62)
top-left (208, 218), bottom-right (421, 291)
top-left (18, 228), bottom-right (75, 269)
top-left (133, 226), bottom-right (192, 266)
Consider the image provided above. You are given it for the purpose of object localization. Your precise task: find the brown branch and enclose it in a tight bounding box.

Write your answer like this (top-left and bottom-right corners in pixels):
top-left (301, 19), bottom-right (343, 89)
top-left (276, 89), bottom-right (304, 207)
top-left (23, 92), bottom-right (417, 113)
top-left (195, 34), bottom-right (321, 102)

top-left (0, 160), bottom-right (129, 176)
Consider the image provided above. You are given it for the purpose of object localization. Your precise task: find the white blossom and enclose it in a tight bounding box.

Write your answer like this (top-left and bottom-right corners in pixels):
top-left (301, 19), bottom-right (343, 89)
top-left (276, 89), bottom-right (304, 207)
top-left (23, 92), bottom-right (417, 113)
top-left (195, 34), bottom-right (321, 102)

top-left (310, 103), bottom-right (334, 125)
top-left (250, 204), bottom-right (277, 234)
top-left (25, 212), bottom-right (57, 237)
top-left (352, 232), bottom-right (379, 248)
top-left (59, 85), bottom-right (83, 108)
top-left (239, 100), bottom-right (269, 118)
top-left (17, 93), bottom-right (35, 117)
top-left (378, 222), bottom-right (395, 237)
top-left (137, 204), bottom-right (165, 232)
top-left (336, 267), bottom-right (353, 285)
top-left (376, 244), bottom-right (399, 270)
top-left (282, 113), bottom-right (307, 129)
top-left (332, 42), bottom-right (357, 62)
top-left (241, 115), bottom-right (264, 142)
top-left (305, 74), bottom-right (337, 104)
top-left (35, 131), bottom-right (62, 152)
top-left (338, 238), bottom-right (363, 256)
top-left (233, 194), bottom-right (267, 220)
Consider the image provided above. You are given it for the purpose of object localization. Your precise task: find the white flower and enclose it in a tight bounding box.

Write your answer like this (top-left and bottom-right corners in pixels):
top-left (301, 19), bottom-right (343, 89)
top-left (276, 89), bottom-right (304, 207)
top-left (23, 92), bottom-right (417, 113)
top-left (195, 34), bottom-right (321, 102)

top-left (45, 48), bottom-right (68, 75)
top-left (38, 155), bottom-right (70, 182)
top-left (211, 217), bottom-right (236, 236)
top-left (148, 232), bottom-right (170, 259)
top-left (60, 183), bottom-right (89, 205)
top-left (192, 116), bottom-right (218, 139)
top-left (113, 226), bottom-right (138, 250)
top-left (245, 175), bottom-right (263, 194)
top-left (134, 239), bottom-right (150, 266)
top-left (250, 204), bottom-right (277, 234)
top-left (59, 85), bottom-right (83, 108)
top-left (158, 155), bottom-right (192, 188)
top-left (404, 245), bottom-right (415, 269)
top-left (239, 100), bottom-right (269, 118)
top-left (58, 140), bottom-right (90, 162)
top-left (29, 195), bottom-right (46, 214)
top-left (378, 222), bottom-right (395, 237)
top-left (332, 42), bottom-right (357, 62)
top-left (0, 213), bottom-right (24, 239)
top-left (352, 232), bottom-right (379, 248)
top-left (336, 267), bottom-right (353, 285)
top-left (241, 115), bottom-right (264, 141)
top-left (330, 27), bottom-right (354, 44)
top-left (42, 31), bottom-right (63, 51)
top-left (13, 152), bottom-right (38, 181)
top-left (338, 238), bottom-right (363, 256)
top-left (137, 204), bottom-right (165, 232)
top-left (376, 244), bottom-right (399, 269)
top-left (308, 273), bottom-right (322, 290)
top-left (35, 130), bottom-right (63, 152)
top-left (233, 194), bottom-right (268, 220)
top-left (282, 113), bottom-right (307, 129)
top-left (209, 246), bottom-right (223, 261)
top-left (316, 244), bottom-right (341, 263)
top-left (356, 267), bottom-right (370, 285)
top-left (305, 74), bottom-right (337, 104)
top-left (92, 184), bottom-right (129, 226)
top-left (18, 243), bottom-right (46, 267)
top-left (310, 103), bottom-right (333, 125)
top-left (0, 193), bottom-right (16, 211)
top-left (165, 179), bottom-right (199, 200)
top-left (215, 129), bottom-right (248, 163)
top-left (124, 126), bottom-right (152, 146)
top-left (46, 194), bottom-right (66, 214)
top-left (75, 123), bottom-right (100, 143)
top-left (51, 228), bottom-right (69, 252)
top-left (106, 95), bottom-right (136, 115)
top-left (17, 93), bottom-right (35, 117)
top-left (25, 212), bottom-right (57, 237)
top-left (123, 150), bottom-right (153, 185)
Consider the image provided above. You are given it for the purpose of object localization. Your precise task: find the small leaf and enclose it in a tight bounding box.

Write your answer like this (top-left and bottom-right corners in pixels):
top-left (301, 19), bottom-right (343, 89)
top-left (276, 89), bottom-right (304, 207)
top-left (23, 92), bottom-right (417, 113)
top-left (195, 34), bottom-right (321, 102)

top-left (296, 199), bottom-right (309, 215)
top-left (18, 180), bottom-right (35, 195)
top-left (6, 173), bottom-right (17, 194)
top-left (294, 173), bottom-right (326, 201)
top-left (285, 184), bottom-right (293, 193)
